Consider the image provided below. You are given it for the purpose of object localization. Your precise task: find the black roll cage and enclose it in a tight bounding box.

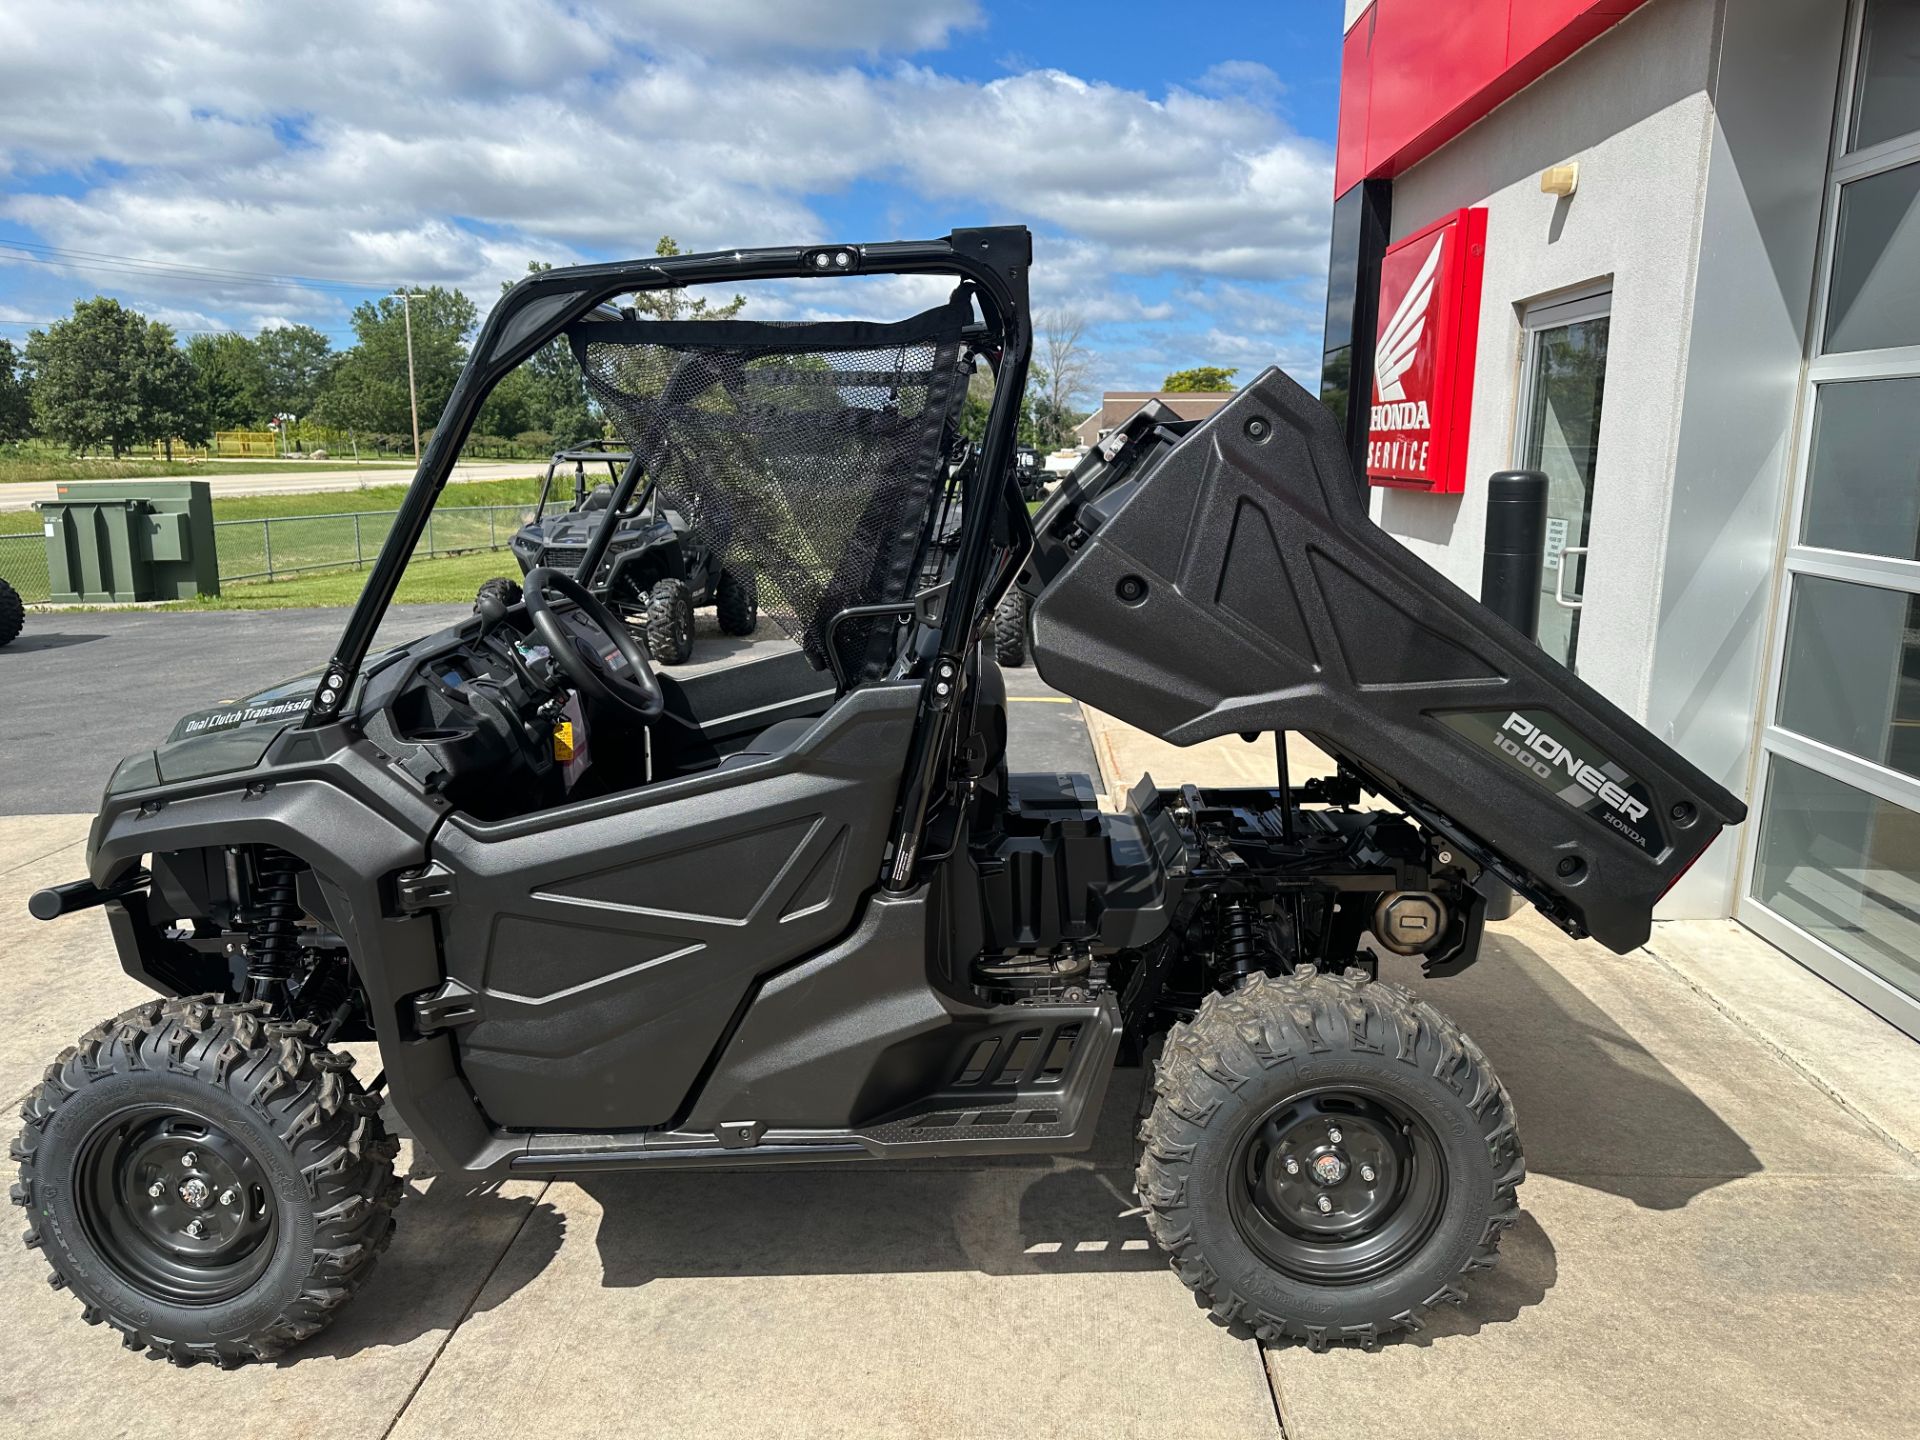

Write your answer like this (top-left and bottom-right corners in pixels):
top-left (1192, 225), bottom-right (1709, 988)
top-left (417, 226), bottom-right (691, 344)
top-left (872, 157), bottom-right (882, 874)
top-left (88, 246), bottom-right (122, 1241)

top-left (301, 226), bottom-right (1034, 892)
top-left (533, 443), bottom-right (636, 522)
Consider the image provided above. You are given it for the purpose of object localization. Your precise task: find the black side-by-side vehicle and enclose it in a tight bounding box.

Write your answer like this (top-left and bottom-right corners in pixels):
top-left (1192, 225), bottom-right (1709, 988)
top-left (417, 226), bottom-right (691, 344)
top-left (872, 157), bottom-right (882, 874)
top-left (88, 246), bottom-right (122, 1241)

top-left (17, 227), bottom-right (1743, 1366)
top-left (487, 441), bottom-right (758, 664)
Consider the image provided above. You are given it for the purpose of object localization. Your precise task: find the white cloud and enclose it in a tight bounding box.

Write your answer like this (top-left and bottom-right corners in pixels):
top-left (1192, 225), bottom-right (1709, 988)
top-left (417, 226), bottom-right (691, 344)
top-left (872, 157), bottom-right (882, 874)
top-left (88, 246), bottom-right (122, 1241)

top-left (0, 0), bottom-right (1332, 386)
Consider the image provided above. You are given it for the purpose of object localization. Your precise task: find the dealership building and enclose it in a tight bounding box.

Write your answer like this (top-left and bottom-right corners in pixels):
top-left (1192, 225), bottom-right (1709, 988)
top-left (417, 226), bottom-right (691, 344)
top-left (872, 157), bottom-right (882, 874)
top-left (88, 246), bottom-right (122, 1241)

top-left (1322, 0), bottom-right (1920, 1036)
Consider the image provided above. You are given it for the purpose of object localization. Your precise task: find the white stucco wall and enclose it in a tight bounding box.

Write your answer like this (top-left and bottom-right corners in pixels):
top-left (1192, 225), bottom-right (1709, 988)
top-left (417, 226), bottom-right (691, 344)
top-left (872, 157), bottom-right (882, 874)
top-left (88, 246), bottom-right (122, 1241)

top-left (1370, 0), bottom-right (1721, 719)
top-left (1363, 0), bottom-right (1849, 919)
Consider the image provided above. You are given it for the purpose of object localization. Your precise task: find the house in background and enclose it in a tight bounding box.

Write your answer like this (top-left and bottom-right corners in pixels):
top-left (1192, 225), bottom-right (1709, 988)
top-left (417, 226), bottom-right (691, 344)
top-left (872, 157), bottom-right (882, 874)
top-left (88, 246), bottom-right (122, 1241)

top-left (1073, 391), bottom-right (1233, 448)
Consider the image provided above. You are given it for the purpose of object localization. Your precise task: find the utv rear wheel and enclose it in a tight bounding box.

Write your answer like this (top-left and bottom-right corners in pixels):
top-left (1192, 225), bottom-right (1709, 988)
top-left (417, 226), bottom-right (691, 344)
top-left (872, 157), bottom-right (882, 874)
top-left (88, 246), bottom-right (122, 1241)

top-left (12, 997), bottom-right (402, 1366)
top-left (0, 576), bottom-right (23, 648)
top-left (646, 577), bottom-right (695, 665)
top-left (1137, 969), bottom-right (1522, 1350)
top-left (993, 589), bottom-right (1028, 667)
top-left (474, 575), bottom-right (523, 612)
top-left (716, 569), bottom-right (758, 636)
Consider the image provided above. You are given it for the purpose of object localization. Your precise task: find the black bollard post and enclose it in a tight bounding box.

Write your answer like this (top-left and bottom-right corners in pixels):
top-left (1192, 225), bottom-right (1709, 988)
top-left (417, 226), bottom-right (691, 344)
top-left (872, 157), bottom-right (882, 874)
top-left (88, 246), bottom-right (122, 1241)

top-left (1480, 470), bottom-right (1548, 920)
top-left (1481, 470), bottom-right (1549, 640)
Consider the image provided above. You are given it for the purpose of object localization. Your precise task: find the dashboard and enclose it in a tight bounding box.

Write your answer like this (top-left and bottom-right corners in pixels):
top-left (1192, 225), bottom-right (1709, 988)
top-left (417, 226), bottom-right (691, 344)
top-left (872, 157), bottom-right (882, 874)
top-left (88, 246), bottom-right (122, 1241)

top-left (356, 605), bottom-right (648, 820)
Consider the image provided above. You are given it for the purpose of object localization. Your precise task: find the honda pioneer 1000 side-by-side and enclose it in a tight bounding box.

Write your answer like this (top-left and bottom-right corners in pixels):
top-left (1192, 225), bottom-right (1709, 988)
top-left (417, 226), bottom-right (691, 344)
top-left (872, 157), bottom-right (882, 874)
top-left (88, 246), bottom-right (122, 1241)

top-left (484, 441), bottom-right (758, 665)
top-left (18, 228), bottom-right (1742, 1365)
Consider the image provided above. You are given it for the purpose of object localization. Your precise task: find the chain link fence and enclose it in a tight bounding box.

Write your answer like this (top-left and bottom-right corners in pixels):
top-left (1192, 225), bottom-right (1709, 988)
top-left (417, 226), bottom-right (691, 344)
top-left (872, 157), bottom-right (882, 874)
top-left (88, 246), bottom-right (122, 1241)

top-left (0, 503), bottom-right (527, 602)
top-left (0, 532), bottom-right (50, 603)
top-left (214, 504), bottom-right (526, 583)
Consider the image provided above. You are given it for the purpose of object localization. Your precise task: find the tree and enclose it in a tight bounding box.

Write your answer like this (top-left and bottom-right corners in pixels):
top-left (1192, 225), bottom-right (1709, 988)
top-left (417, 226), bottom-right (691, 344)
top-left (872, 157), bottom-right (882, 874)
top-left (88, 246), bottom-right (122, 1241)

top-left (0, 339), bottom-right (31, 444)
top-left (314, 286), bottom-right (476, 435)
top-left (1037, 308), bottom-right (1093, 445)
top-left (138, 321), bottom-right (196, 457)
top-left (184, 332), bottom-right (266, 437)
top-left (26, 298), bottom-right (150, 456)
top-left (494, 262), bottom-right (595, 443)
top-left (630, 236), bottom-right (746, 321)
top-left (255, 324), bottom-right (334, 420)
top-left (960, 359), bottom-right (1052, 449)
top-left (1162, 366), bottom-right (1239, 392)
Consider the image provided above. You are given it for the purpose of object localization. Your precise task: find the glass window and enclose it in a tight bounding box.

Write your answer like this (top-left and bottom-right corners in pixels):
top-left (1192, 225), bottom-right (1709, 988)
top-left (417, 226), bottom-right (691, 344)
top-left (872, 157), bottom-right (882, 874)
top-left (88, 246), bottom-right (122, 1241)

top-left (1852, 0), bottom-right (1920, 153)
top-left (1320, 346), bottom-right (1352, 435)
top-left (1826, 161), bottom-right (1920, 353)
top-left (1799, 377), bottom-right (1920, 560)
top-left (1775, 575), bottom-right (1920, 779)
top-left (1752, 757), bottom-right (1920, 999)
top-left (1520, 311), bottom-right (1609, 670)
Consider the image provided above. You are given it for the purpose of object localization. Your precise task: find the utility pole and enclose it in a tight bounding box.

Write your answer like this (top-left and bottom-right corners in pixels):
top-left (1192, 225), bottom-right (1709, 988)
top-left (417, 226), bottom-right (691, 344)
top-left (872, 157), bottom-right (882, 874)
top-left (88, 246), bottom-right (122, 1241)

top-left (400, 290), bottom-right (425, 462)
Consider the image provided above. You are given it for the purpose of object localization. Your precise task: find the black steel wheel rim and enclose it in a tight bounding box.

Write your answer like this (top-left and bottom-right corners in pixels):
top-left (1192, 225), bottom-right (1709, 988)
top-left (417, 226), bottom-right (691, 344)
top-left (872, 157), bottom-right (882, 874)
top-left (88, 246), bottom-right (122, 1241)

top-left (1228, 1086), bottom-right (1447, 1287)
top-left (74, 1104), bottom-right (278, 1307)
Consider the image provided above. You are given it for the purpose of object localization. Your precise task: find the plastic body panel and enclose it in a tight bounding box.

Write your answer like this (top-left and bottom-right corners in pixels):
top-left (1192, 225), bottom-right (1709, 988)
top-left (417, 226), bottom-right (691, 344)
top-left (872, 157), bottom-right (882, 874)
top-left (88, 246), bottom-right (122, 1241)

top-left (1027, 368), bottom-right (1744, 954)
top-left (85, 733), bottom-right (513, 1174)
top-left (428, 684), bottom-right (919, 1131)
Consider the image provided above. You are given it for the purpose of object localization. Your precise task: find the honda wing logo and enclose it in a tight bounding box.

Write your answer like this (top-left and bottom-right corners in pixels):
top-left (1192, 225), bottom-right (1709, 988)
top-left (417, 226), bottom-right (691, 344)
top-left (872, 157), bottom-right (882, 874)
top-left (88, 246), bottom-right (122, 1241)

top-left (1373, 233), bottom-right (1443, 405)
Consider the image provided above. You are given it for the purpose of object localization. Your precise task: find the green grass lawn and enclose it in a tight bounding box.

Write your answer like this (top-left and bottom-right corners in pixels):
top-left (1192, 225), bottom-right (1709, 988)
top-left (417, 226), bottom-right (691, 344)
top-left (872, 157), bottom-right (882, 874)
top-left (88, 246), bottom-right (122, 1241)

top-left (152, 550), bottom-right (511, 611)
top-left (0, 455), bottom-right (420, 485)
top-left (0, 475), bottom-right (545, 537)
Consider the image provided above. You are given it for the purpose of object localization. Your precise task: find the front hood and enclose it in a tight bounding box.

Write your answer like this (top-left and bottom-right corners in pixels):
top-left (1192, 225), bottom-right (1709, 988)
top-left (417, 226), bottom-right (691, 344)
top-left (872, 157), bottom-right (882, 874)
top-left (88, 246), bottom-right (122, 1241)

top-left (169, 671), bottom-right (320, 742)
top-left (99, 671), bottom-right (321, 801)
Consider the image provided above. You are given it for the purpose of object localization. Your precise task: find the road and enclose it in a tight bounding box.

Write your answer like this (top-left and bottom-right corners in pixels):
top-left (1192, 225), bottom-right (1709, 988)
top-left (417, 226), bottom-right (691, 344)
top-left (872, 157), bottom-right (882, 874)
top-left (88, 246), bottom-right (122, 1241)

top-left (0, 605), bottom-right (1096, 815)
top-left (0, 459), bottom-right (540, 512)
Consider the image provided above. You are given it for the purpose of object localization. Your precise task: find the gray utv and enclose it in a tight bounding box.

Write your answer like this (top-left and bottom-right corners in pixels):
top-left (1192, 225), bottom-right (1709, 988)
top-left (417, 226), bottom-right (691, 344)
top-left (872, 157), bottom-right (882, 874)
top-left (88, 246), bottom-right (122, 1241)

top-left (18, 227), bottom-right (1742, 1366)
top-left (483, 441), bottom-right (758, 664)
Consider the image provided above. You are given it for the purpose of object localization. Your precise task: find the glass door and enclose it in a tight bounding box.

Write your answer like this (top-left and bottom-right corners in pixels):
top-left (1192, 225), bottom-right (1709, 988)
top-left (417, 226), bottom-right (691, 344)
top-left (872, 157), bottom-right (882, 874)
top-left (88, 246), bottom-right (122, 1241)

top-left (1740, 0), bottom-right (1920, 1039)
top-left (1516, 288), bottom-right (1611, 670)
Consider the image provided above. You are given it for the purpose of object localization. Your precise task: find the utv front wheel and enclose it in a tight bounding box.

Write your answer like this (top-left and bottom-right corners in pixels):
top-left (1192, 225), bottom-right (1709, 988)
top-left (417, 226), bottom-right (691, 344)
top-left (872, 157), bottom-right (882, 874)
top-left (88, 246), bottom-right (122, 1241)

top-left (646, 577), bottom-right (695, 664)
top-left (12, 997), bottom-right (401, 1366)
top-left (993, 589), bottom-right (1028, 667)
top-left (0, 576), bottom-right (23, 648)
top-left (1137, 970), bottom-right (1522, 1350)
top-left (716, 569), bottom-right (757, 636)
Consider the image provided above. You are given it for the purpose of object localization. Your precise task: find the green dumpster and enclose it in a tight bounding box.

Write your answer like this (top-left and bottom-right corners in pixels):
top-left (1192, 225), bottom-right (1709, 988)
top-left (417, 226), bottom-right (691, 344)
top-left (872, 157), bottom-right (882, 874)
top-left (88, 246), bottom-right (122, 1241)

top-left (40, 480), bottom-right (220, 602)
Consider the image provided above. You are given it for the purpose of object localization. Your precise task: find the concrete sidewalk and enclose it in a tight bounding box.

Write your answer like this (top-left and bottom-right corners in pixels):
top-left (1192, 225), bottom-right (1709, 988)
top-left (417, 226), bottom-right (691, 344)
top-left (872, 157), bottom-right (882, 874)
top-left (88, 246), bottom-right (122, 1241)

top-left (3, 741), bottom-right (1919, 1435)
top-left (1076, 705), bottom-right (1920, 1438)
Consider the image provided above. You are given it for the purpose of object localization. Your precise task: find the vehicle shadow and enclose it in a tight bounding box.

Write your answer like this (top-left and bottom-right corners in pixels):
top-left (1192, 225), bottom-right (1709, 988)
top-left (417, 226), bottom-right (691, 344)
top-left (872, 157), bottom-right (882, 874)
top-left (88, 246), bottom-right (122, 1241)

top-left (1387, 927), bottom-right (1761, 1211)
top-left (278, 1170), bottom-right (567, 1365)
top-left (575, 1069), bottom-right (1166, 1290)
top-left (1405, 1210), bottom-right (1559, 1348)
top-left (295, 922), bottom-right (1751, 1362)
top-left (1, 631), bottom-right (105, 653)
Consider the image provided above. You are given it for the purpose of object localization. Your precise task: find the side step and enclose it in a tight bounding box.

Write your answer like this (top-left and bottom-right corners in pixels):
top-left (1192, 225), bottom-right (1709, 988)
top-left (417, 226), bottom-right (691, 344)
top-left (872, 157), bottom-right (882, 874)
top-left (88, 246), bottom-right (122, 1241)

top-left (507, 995), bottom-right (1124, 1174)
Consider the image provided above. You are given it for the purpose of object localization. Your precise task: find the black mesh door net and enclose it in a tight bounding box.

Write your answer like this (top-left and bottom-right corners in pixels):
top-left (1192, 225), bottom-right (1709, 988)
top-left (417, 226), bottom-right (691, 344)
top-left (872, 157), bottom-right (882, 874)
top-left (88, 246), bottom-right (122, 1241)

top-left (569, 295), bottom-right (972, 683)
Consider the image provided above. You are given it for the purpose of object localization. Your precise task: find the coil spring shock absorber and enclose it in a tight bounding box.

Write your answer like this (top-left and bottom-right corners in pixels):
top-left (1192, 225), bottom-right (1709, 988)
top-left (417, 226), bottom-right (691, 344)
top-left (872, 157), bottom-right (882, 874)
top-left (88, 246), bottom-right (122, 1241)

top-left (1219, 900), bottom-right (1264, 980)
top-left (238, 846), bottom-right (304, 1008)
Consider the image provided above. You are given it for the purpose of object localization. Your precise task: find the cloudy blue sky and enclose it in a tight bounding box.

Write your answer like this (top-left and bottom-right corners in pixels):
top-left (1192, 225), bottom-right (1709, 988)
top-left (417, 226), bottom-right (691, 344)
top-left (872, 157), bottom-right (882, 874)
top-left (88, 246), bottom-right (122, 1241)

top-left (0, 1), bottom-right (1343, 396)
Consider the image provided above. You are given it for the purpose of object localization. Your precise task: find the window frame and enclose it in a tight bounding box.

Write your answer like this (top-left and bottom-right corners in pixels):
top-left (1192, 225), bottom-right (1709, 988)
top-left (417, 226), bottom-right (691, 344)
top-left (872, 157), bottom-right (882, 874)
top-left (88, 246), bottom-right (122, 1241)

top-left (1739, 0), bottom-right (1920, 1038)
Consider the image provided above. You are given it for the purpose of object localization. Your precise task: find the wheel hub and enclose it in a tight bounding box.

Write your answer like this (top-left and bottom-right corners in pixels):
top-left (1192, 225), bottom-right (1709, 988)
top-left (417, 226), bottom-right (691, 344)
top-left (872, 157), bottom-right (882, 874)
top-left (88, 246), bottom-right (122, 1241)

top-left (1308, 1150), bottom-right (1348, 1186)
top-left (76, 1105), bottom-right (278, 1306)
top-left (1231, 1087), bottom-right (1447, 1286)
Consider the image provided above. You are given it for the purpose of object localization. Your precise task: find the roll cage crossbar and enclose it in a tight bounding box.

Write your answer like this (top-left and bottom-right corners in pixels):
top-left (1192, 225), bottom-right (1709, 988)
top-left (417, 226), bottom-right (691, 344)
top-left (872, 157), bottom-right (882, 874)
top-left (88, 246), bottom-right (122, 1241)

top-left (302, 226), bottom-right (1034, 891)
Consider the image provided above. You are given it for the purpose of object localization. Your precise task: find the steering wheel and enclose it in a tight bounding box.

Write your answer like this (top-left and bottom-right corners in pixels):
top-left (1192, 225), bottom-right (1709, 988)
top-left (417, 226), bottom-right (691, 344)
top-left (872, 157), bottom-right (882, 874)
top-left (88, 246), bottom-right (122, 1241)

top-left (521, 566), bottom-right (664, 721)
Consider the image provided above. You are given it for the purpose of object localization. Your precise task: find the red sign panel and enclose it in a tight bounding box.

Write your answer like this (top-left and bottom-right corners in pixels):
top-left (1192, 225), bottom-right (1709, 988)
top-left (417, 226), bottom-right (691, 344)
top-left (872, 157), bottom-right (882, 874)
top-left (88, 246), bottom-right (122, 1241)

top-left (1367, 206), bottom-right (1485, 495)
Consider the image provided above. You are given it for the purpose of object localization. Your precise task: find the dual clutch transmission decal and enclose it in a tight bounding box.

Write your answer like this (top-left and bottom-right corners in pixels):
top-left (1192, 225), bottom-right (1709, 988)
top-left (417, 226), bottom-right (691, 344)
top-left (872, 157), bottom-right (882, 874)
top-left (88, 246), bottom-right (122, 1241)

top-left (1438, 708), bottom-right (1666, 855)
